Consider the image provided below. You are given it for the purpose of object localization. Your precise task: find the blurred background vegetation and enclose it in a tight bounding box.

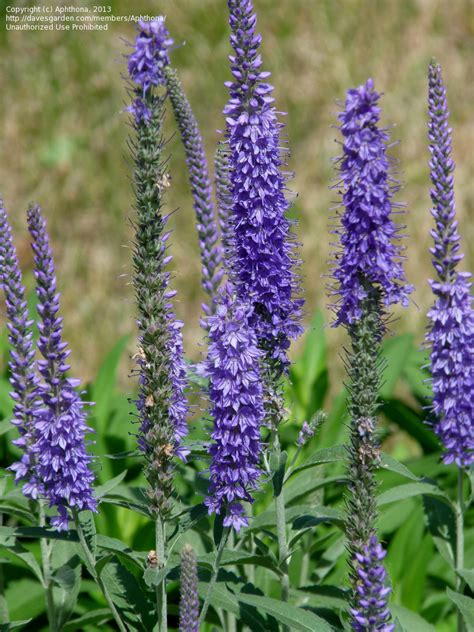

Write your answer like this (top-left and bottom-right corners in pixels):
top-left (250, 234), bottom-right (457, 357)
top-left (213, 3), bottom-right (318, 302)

top-left (0, 0), bottom-right (472, 385)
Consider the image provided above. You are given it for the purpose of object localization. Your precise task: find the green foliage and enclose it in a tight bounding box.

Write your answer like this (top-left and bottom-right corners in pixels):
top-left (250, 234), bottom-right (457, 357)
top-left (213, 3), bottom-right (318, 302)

top-left (0, 315), bottom-right (472, 630)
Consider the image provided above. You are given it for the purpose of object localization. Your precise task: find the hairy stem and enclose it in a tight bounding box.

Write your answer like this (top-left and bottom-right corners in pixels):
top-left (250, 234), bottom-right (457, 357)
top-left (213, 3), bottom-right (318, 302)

top-left (272, 432), bottom-right (290, 632)
top-left (73, 511), bottom-right (127, 632)
top-left (155, 515), bottom-right (167, 632)
top-left (199, 527), bottom-right (229, 625)
top-left (39, 503), bottom-right (57, 632)
top-left (456, 469), bottom-right (466, 632)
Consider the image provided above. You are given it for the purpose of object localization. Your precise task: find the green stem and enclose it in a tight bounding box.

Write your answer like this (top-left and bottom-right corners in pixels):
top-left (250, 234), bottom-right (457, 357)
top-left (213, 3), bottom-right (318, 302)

top-left (272, 433), bottom-right (290, 632)
top-left (39, 503), bottom-right (58, 632)
top-left (155, 515), bottom-right (167, 632)
top-left (456, 468), bottom-right (466, 632)
top-left (0, 513), bottom-right (9, 626)
top-left (73, 511), bottom-right (127, 632)
top-left (226, 530), bottom-right (237, 632)
top-left (199, 527), bottom-right (229, 626)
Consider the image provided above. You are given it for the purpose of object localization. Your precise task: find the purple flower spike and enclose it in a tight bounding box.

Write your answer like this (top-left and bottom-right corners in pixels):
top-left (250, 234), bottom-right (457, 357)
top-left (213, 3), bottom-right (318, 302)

top-left (27, 205), bottom-right (96, 530)
top-left (350, 536), bottom-right (394, 632)
top-left (0, 202), bottom-right (41, 497)
top-left (205, 284), bottom-right (264, 530)
top-left (330, 79), bottom-right (413, 326)
top-left (425, 62), bottom-right (474, 467)
top-left (128, 18), bottom-right (172, 92)
top-left (225, 0), bottom-right (303, 370)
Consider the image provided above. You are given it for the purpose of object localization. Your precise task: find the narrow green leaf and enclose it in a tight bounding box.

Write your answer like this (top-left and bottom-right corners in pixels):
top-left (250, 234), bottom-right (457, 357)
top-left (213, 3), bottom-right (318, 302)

top-left (447, 589), bottom-right (474, 631)
top-left (271, 450), bottom-right (287, 497)
top-left (51, 544), bottom-right (82, 630)
top-left (0, 420), bottom-right (12, 436)
top-left (289, 445), bottom-right (346, 479)
top-left (458, 570), bottom-right (474, 592)
top-left (378, 483), bottom-right (452, 507)
top-left (62, 609), bottom-right (111, 631)
top-left (392, 604), bottom-right (436, 632)
top-left (99, 556), bottom-right (154, 631)
top-left (197, 582), bottom-right (269, 632)
top-left (423, 496), bottom-right (456, 567)
top-left (379, 454), bottom-right (421, 482)
top-left (198, 549), bottom-right (282, 577)
top-left (95, 470), bottom-right (128, 499)
top-left (235, 593), bottom-right (333, 631)
top-left (0, 538), bottom-right (43, 584)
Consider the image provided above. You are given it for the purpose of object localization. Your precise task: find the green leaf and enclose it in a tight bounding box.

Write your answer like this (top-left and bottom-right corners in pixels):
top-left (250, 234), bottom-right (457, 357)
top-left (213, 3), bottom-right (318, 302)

top-left (5, 579), bottom-right (45, 621)
top-left (248, 504), bottom-right (343, 533)
top-left (197, 582), bottom-right (269, 632)
top-left (97, 535), bottom-right (145, 569)
top-left (95, 470), bottom-right (128, 499)
top-left (62, 609), bottom-right (111, 631)
top-left (271, 450), bottom-right (287, 497)
top-left (51, 543), bottom-right (82, 629)
top-left (378, 483), bottom-right (452, 507)
top-left (1, 620), bottom-right (33, 631)
top-left (447, 589), bottom-right (474, 631)
top-left (379, 453), bottom-right (421, 481)
top-left (423, 496), bottom-right (456, 567)
top-left (235, 593), bottom-right (333, 631)
top-left (198, 549), bottom-right (282, 577)
top-left (288, 445), bottom-right (346, 479)
top-left (0, 526), bottom-right (78, 542)
top-left (99, 556), bottom-right (154, 631)
top-left (458, 570), bottom-right (474, 592)
top-left (392, 604), bottom-right (436, 632)
top-left (0, 419), bottom-right (12, 436)
top-left (0, 538), bottom-right (44, 584)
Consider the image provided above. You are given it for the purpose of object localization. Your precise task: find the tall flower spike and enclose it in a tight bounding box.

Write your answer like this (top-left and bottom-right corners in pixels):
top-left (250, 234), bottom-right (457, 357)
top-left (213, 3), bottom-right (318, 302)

top-left (330, 79), bottom-right (411, 631)
top-left (330, 79), bottom-right (413, 327)
top-left (164, 64), bottom-right (223, 313)
top-left (129, 19), bottom-right (223, 313)
top-left (225, 0), bottom-right (303, 371)
top-left (425, 61), bottom-right (474, 467)
top-left (128, 31), bottom-right (188, 516)
top-left (205, 284), bottom-right (264, 530)
top-left (27, 205), bottom-right (96, 530)
top-left (0, 202), bottom-right (40, 497)
top-left (215, 142), bottom-right (235, 276)
top-left (179, 544), bottom-right (199, 632)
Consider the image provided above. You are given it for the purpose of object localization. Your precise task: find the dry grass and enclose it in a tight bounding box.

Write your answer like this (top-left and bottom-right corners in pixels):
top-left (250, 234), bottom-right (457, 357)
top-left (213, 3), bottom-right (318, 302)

top-left (0, 0), bottom-right (472, 384)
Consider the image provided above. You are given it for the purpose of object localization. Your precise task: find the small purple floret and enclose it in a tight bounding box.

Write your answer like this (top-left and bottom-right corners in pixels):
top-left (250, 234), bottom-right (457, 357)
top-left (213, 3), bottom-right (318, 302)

top-left (350, 536), bottom-right (394, 632)
top-left (204, 284), bottom-right (264, 530)
top-left (425, 62), bottom-right (474, 467)
top-left (330, 79), bottom-right (413, 326)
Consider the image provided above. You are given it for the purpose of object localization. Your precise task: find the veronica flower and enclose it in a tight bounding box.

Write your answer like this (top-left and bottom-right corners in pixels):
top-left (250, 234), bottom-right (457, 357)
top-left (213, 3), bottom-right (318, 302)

top-left (205, 284), bottom-right (264, 530)
top-left (127, 28), bottom-right (188, 516)
top-left (0, 202), bottom-right (40, 497)
top-left (27, 205), bottom-right (96, 530)
top-left (350, 536), bottom-right (394, 632)
top-left (179, 544), bottom-right (199, 632)
top-left (330, 79), bottom-right (413, 326)
top-left (225, 0), bottom-right (302, 371)
top-left (331, 79), bottom-right (412, 629)
top-left (129, 19), bottom-right (222, 313)
top-left (425, 61), bottom-right (473, 467)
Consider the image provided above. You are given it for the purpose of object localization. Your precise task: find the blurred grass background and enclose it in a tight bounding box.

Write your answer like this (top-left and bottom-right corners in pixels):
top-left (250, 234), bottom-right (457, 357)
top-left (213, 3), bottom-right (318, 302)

top-left (0, 0), bottom-right (472, 384)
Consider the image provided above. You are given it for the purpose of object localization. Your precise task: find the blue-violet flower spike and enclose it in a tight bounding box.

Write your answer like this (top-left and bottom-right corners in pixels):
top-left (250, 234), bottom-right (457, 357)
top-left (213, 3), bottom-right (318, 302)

top-left (0, 201), bottom-right (41, 498)
top-left (205, 284), bottom-right (264, 530)
top-left (27, 205), bottom-right (96, 530)
top-left (330, 79), bottom-right (413, 326)
top-left (225, 0), bottom-right (303, 370)
top-left (425, 61), bottom-right (473, 467)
